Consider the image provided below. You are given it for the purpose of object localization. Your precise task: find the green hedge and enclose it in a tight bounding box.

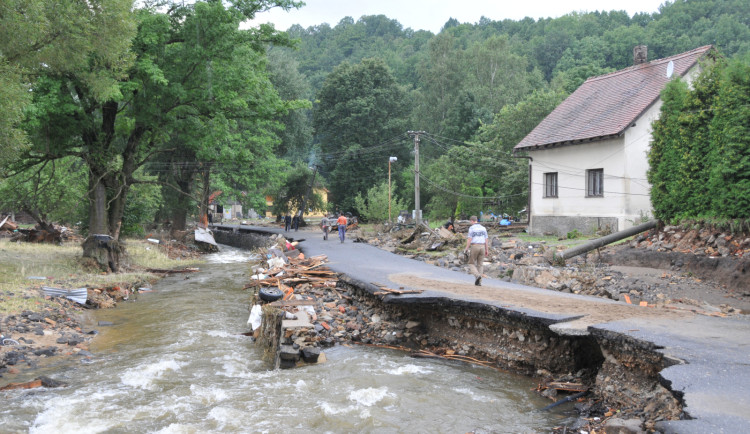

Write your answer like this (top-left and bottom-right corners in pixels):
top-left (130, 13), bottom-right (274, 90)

top-left (648, 55), bottom-right (750, 221)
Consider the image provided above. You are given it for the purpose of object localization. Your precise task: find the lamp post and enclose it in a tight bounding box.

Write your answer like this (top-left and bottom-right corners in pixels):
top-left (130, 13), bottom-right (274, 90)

top-left (388, 156), bottom-right (398, 222)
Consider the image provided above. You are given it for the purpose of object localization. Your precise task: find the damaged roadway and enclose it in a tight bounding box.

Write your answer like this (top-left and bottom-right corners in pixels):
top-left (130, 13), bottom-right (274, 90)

top-left (216, 224), bottom-right (750, 433)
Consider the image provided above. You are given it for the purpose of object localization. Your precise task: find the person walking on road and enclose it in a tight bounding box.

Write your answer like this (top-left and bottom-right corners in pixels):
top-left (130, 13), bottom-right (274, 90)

top-left (336, 213), bottom-right (348, 243)
top-left (284, 214), bottom-right (291, 232)
top-left (464, 215), bottom-right (488, 286)
top-left (292, 214), bottom-right (300, 232)
top-left (321, 215), bottom-right (330, 240)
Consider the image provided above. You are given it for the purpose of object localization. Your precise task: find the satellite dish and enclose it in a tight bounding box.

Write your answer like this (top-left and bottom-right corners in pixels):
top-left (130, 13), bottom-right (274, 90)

top-left (666, 60), bottom-right (674, 78)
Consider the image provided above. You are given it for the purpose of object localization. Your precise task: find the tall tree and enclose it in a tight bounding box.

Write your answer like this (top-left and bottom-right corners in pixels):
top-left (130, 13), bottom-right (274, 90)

top-left (19, 0), bottom-right (300, 270)
top-left (412, 32), bottom-right (467, 143)
top-left (0, 0), bottom-right (135, 171)
top-left (266, 47), bottom-right (314, 162)
top-left (313, 58), bottom-right (409, 211)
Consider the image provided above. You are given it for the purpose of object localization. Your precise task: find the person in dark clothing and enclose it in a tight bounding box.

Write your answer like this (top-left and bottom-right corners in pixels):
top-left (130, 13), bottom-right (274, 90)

top-left (292, 214), bottom-right (299, 232)
top-left (284, 215), bottom-right (291, 231)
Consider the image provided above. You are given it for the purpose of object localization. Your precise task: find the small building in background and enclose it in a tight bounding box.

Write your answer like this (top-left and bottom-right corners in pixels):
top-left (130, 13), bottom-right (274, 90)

top-left (513, 45), bottom-right (713, 236)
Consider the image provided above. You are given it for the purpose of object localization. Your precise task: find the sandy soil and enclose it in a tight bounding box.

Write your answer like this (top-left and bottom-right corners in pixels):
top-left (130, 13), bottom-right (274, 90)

top-left (389, 273), bottom-right (692, 330)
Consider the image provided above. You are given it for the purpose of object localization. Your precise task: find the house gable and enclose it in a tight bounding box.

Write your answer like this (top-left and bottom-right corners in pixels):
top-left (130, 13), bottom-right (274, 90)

top-left (514, 45), bottom-right (713, 152)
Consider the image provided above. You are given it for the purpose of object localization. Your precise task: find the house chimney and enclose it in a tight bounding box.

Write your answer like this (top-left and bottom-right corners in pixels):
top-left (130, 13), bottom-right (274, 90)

top-left (633, 45), bottom-right (648, 65)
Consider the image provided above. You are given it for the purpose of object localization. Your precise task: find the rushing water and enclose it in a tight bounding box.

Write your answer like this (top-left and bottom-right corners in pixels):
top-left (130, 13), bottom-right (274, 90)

top-left (1, 245), bottom-right (563, 433)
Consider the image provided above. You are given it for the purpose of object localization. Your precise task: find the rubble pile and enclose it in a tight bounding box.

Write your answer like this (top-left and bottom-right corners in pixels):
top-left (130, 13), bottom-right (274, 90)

top-left (1, 220), bottom-right (80, 245)
top-left (245, 236), bottom-right (442, 368)
top-left (1, 302), bottom-right (95, 378)
top-left (632, 224), bottom-right (750, 257)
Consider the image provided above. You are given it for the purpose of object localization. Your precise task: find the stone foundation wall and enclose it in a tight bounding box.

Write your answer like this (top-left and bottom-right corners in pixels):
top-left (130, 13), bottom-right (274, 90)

top-left (531, 216), bottom-right (618, 237)
top-left (212, 226), bottom-right (271, 250)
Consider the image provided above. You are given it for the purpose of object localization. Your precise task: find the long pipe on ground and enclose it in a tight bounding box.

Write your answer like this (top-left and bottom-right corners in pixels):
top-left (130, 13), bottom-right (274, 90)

top-left (556, 219), bottom-right (658, 261)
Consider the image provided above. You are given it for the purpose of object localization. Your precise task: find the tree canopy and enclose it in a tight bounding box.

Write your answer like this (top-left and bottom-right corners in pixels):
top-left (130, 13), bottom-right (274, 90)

top-left (5, 0), bottom-right (750, 245)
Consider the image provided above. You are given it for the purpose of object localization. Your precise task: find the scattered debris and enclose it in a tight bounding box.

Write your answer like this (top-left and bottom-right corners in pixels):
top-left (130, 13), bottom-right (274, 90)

top-left (41, 287), bottom-right (87, 305)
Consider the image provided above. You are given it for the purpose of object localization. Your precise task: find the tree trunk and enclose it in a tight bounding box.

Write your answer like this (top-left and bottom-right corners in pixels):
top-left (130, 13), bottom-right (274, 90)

top-left (82, 170), bottom-right (127, 272)
top-left (82, 234), bottom-right (124, 272)
top-left (88, 176), bottom-right (109, 235)
top-left (171, 177), bottom-right (193, 231)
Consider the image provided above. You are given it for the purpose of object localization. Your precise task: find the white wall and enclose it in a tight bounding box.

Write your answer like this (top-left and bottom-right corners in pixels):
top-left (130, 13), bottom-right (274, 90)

top-left (526, 62), bottom-right (704, 234)
top-left (529, 115), bottom-right (655, 232)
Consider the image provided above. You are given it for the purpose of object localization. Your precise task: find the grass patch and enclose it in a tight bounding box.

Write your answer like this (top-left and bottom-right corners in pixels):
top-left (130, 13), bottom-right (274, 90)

top-left (0, 238), bottom-right (204, 315)
top-left (125, 240), bottom-right (203, 270)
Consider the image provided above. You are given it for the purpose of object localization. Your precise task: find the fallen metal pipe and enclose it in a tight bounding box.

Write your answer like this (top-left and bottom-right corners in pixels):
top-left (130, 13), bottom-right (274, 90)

top-left (556, 219), bottom-right (658, 261)
top-left (538, 390), bottom-right (587, 412)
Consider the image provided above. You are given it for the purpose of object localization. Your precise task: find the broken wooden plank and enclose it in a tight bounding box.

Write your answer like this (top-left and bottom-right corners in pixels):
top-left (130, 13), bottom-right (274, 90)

top-left (545, 381), bottom-right (588, 392)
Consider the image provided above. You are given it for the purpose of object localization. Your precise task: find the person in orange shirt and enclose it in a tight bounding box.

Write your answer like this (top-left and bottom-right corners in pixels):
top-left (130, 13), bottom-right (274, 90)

top-left (336, 213), bottom-right (348, 243)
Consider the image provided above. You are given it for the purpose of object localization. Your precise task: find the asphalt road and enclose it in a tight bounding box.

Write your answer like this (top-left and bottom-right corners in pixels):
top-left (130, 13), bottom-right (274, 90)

top-left (218, 224), bottom-right (750, 432)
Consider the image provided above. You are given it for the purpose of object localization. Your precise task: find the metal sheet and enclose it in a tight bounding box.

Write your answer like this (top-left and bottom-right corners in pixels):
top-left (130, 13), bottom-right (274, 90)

top-left (194, 228), bottom-right (218, 246)
top-left (42, 286), bottom-right (88, 305)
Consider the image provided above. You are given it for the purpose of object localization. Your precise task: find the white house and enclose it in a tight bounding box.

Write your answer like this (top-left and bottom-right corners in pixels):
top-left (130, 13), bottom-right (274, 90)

top-left (513, 45), bottom-right (713, 236)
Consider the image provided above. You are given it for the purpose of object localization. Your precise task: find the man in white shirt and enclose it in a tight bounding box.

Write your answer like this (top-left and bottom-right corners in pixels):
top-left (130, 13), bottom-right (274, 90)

top-left (464, 215), bottom-right (488, 286)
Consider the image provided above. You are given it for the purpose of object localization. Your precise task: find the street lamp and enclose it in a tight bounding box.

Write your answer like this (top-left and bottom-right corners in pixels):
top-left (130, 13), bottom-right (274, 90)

top-left (388, 156), bottom-right (397, 222)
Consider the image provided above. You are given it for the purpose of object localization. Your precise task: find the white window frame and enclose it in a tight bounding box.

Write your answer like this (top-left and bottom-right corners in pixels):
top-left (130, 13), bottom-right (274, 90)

top-left (586, 169), bottom-right (604, 197)
top-left (543, 172), bottom-right (558, 198)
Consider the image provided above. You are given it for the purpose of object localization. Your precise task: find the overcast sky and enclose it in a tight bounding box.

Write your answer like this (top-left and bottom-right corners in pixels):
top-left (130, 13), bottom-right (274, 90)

top-left (250, 0), bottom-right (668, 34)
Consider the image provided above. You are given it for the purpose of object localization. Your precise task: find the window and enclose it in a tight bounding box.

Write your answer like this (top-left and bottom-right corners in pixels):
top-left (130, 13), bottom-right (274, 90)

top-left (587, 169), bottom-right (603, 197)
top-left (543, 172), bottom-right (558, 198)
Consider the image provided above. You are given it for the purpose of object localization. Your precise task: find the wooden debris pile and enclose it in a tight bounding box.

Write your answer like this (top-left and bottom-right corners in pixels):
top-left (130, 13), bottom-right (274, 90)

top-left (3, 220), bottom-right (79, 244)
top-left (246, 251), bottom-right (343, 369)
top-left (245, 254), bottom-right (338, 297)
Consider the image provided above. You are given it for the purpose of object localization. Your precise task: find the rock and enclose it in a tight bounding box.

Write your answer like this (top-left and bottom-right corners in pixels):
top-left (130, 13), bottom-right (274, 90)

top-left (541, 388), bottom-right (557, 399)
top-left (301, 346), bottom-right (321, 363)
top-left (603, 418), bottom-right (645, 434)
top-left (33, 348), bottom-right (57, 357)
top-left (405, 320), bottom-right (420, 329)
top-left (39, 376), bottom-right (68, 388)
top-left (279, 345), bottom-right (300, 362)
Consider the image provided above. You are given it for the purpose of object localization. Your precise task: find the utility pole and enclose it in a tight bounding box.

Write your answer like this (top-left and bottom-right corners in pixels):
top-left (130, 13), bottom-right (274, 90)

top-left (388, 156), bottom-right (398, 222)
top-left (299, 164), bottom-right (317, 223)
top-left (407, 131), bottom-right (425, 224)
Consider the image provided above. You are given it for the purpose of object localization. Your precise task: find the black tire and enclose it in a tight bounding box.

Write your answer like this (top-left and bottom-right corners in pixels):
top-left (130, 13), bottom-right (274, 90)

top-left (259, 287), bottom-right (283, 302)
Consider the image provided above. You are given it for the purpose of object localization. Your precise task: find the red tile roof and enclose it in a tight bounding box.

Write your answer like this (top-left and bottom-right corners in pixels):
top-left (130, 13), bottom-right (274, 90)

top-left (514, 45), bottom-right (713, 151)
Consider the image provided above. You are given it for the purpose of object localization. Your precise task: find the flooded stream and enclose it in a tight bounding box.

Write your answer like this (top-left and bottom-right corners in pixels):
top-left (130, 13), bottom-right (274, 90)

top-left (1, 246), bottom-right (562, 433)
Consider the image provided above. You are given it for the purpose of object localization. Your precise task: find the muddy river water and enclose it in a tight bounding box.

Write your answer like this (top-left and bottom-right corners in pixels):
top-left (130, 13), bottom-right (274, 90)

top-left (2, 246), bottom-right (563, 433)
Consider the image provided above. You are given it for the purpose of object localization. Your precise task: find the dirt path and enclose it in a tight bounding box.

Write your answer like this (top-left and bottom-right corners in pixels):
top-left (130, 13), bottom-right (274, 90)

top-left (389, 273), bottom-right (692, 330)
